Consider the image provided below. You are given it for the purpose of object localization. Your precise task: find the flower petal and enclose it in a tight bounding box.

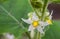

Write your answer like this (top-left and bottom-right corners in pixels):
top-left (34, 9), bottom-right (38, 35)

top-left (5, 33), bottom-right (14, 39)
top-left (39, 21), bottom-right (49, 27)
top-left (49, 15), bottom-right (52, 20)
top-left (37, 26), bottom-right (44, 34)
top-left (28, 25), bottom-right (35, 31)
top-left (21, 18), bottom-right (32, 24)
top-left (49, 10), bottom-right (53, 20)
top-left (32, 12), bottom-right (39, 20)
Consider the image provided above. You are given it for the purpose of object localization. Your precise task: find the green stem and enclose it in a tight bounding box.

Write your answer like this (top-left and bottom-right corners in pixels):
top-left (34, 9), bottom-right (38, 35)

top-left (30, 0), bottom-right (40, 19)
top-left (36, 32), bottom-right (41, 39)
top-left (36, 32), bottom-right (39, 39)
top-left (25, 32), bottom-right (31, 39)
top-left (41, 0), bottom-right (48, 21)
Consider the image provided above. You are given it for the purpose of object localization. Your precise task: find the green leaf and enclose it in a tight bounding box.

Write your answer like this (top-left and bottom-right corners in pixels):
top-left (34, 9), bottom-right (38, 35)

top-left (0, 0), bottom-right (7, 4)
top-left (0, 0), bottom-right (32, 38)
top-left (0, 0), bottom-right (60, 39)
top-left (42, 20), bottom-right (60, 39)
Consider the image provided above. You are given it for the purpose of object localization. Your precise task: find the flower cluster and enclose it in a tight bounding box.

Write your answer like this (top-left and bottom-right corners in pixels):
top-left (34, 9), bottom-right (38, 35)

top-left (22, 11), bottom-right (53, 38)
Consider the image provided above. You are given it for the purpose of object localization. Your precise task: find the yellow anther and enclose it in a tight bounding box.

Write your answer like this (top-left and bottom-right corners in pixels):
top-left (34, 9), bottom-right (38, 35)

top-left (47, 20), bottom-right (52, 24)
top-left (32, 21), bottom-right (39, 27)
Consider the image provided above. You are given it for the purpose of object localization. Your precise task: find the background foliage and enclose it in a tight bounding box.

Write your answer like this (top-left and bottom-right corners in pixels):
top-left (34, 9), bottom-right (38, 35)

top-left (0, 0), bottom-right (60, 39)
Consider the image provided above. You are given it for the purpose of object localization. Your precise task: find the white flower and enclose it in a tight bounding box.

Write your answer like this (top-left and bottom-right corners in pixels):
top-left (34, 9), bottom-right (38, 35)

top-left (45, 11), bottom-right (53, 20)
top-left (46, 11), bottom-right (53, 24)
top-left (22, 12), bottom-right (50, 34)
top-left (5, 33), bottom-right (14, 39)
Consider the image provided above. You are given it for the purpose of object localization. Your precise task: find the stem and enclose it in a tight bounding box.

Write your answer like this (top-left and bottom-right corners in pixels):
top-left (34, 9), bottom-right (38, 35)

top-left (29, 0), bottom-right (40, 19)
top-left (36, 32), bottom-right (39, 39)
top-left (41, 0), bottom-right (48, 21)
top-left (25, 32), bottom-right (31, 39)
top-left (36, 32), bottom-right (41, 39)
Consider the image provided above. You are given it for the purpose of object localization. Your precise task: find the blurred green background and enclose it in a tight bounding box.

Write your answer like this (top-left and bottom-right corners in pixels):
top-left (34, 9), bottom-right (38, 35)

top-left (0, 0), bottom-right (60, 39)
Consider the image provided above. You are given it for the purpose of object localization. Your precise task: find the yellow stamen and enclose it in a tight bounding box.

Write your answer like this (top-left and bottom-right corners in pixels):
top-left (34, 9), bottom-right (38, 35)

top-left (32, 21), bottom-right (39, 27)
top-left (47, 20), bottom-right (52, 24)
